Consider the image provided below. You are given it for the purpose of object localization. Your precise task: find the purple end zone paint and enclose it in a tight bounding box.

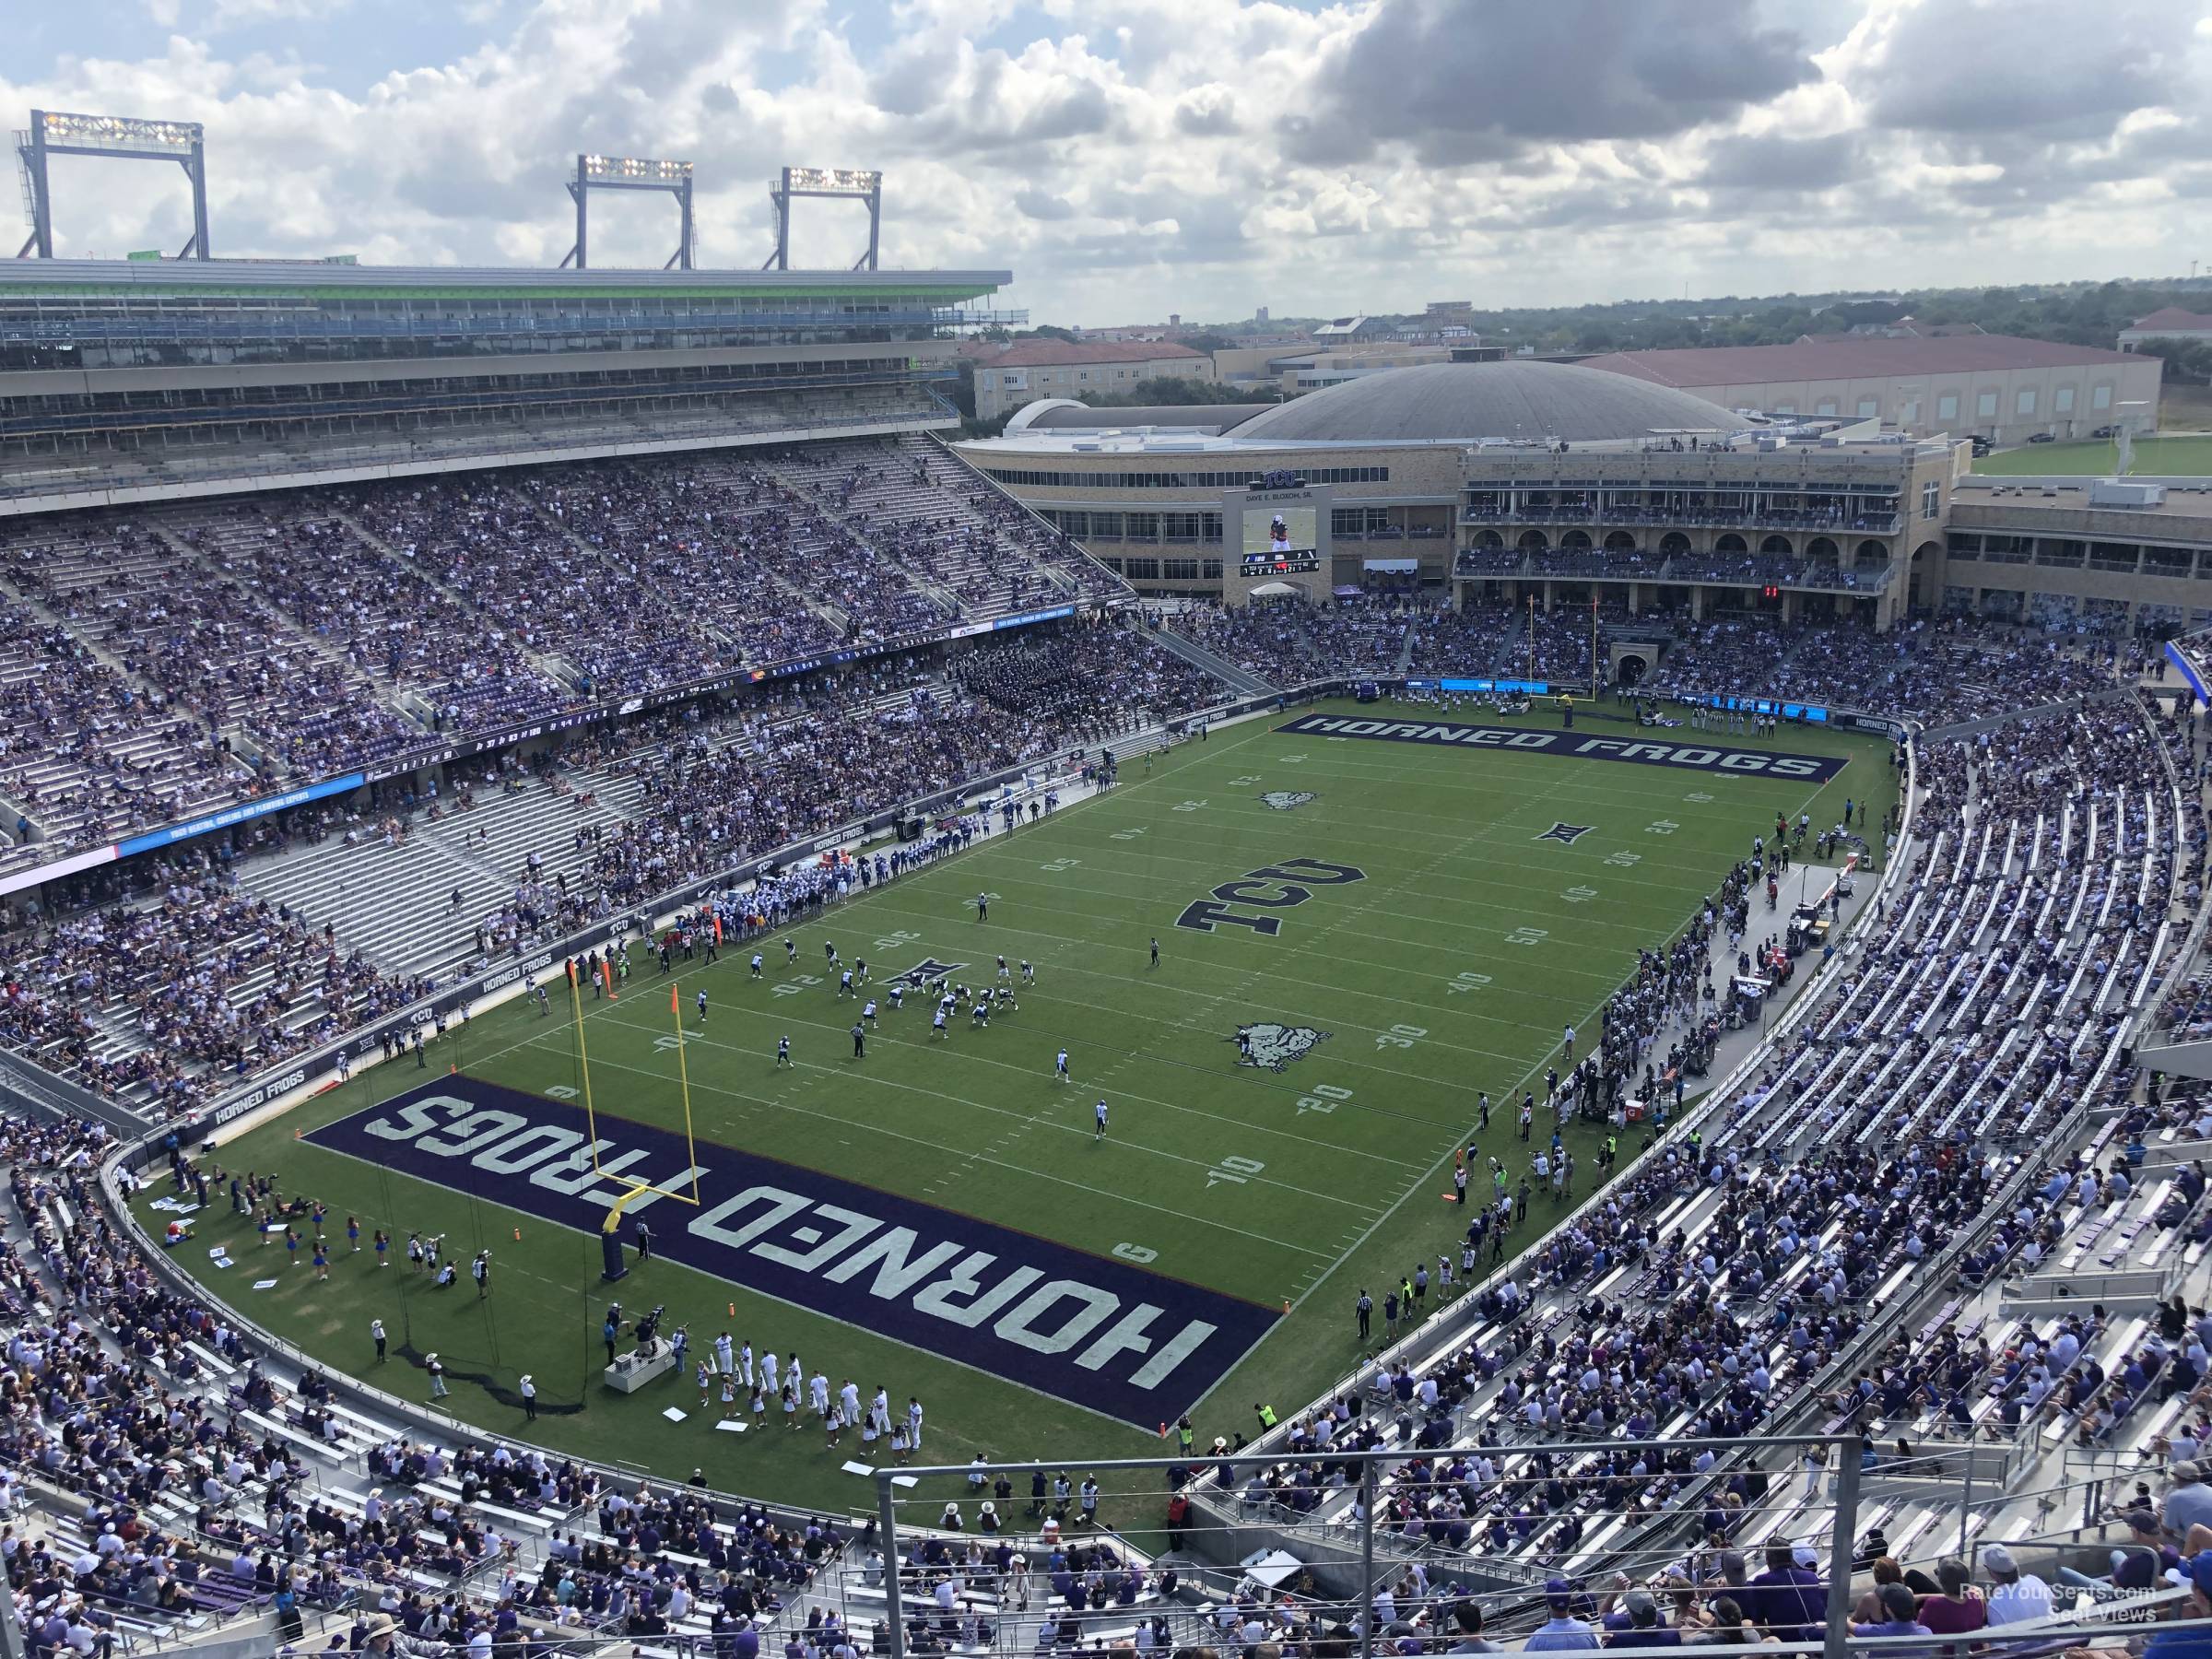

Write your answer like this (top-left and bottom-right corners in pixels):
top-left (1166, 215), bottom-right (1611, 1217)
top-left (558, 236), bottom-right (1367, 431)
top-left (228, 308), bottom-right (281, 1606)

top-left (1277, 713), bottom-right (1848, 782)
top-left (306, 1077), bottom-right (1278, 1426)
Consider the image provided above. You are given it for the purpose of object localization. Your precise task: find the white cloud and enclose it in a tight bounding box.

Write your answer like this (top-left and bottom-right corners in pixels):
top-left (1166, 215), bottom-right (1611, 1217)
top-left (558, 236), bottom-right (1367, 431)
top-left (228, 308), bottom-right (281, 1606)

top-left (12, 0), bottom-right (2212, 316)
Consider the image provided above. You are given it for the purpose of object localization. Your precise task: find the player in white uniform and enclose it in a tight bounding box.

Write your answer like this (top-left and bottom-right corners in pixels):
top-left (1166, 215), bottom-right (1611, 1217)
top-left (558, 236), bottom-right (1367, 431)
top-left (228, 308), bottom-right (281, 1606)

top-left (750, 952), bottom-right (763, 980)
top-left (862, 998), bottom-right (878, 1029)
top-left (888, 983), bottom-right (904, 1010)
top-left (932, 1008), bottom-right (948, 1039)
top-left (839, 969), bottom-right (854, 997)
top-left (1020, 960), bottom-right (1035, 985)
top-left (1055, 1049), bottom-right (1069, 1081)
top-left (1094, 1099), bottom-right (1109, 1139)
top-left (996, 955), bottom-right (1011, 984)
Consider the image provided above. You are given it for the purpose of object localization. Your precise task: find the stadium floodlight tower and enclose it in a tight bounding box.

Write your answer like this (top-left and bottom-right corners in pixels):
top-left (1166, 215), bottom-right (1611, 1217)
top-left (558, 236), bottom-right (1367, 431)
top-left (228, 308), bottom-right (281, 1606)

top-left (764, 165), bottom-right (883, 271)
top-left (15, 109), bottom-right (210, 259)
top-left (560, 153), bottom-right (695, 270)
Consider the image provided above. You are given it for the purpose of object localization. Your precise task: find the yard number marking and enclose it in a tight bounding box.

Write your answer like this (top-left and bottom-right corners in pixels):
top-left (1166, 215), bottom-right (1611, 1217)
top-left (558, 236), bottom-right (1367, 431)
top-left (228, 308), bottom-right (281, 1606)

top-left (1375, 1023), bottom-right (1427, 1051)
top-left (1206, 1155), bottom-right (1266, 1190)
top-left (1297, 1083), bottom-right (1355, 1116)
top-left (1446, 971), bottom-right (1493, 995)
top-left (1505, 926), bottom-right (1548, 947)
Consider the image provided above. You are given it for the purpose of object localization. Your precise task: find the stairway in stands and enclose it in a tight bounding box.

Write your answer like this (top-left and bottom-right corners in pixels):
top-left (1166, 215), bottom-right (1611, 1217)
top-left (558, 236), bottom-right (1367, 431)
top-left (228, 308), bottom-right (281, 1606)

top-left (1146, 618), bottom-right (1277, 697)
top-left (235, 769), bottom-right (644, 983)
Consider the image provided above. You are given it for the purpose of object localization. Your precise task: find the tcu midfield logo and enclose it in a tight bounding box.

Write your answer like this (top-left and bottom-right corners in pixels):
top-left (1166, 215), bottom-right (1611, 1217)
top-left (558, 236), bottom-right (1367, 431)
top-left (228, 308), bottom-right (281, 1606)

top-left (1260, 792), bottom-right (1315, 811)
top-left (1174, 856), bottom-right (1367, 937)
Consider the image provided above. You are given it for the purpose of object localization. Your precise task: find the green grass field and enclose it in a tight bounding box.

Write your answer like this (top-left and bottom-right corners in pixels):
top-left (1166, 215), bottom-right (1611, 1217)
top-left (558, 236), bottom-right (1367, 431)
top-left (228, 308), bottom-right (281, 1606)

top-left (147, 699), bottom-right (1891, 1521)
top-left (1971, 434), bottom-right (2212, 476)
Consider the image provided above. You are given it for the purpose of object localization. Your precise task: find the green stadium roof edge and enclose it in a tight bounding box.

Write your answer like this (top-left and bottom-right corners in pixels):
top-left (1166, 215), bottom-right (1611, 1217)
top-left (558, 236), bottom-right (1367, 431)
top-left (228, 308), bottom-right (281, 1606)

top-left (0, 256), bottom-right (1012, 304)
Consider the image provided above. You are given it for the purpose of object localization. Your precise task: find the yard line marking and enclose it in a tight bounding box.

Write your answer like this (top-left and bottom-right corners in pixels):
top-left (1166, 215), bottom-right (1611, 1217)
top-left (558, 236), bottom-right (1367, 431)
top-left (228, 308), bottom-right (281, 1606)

top-left (1205, 765), bottom-right (1846, 1330)
top-left (523, 1023), bottom-right (1388, 1220)
top-left (853, 898), bottom-right (1587, 1038)
top-left (600, 994), bottom-right (1435, 1169)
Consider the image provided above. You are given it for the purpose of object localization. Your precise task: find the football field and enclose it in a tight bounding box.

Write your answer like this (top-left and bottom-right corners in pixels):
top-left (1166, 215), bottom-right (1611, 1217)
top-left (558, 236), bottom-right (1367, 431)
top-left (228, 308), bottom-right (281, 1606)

top-left (150, 698), bottom-right (1891, 1516)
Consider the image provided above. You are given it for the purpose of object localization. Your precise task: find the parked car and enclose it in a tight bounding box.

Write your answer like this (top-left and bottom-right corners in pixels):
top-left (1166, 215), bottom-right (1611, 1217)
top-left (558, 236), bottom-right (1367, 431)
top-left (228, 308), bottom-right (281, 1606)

top-left (2028, 432), bottom-right (2056, 443)
top-left (2090, 425), bottom-right (2118, 439)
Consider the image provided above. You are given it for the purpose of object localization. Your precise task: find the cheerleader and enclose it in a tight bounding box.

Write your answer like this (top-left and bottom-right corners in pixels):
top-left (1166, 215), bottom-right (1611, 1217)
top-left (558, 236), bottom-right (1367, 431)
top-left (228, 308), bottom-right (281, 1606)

top-left (859, 1406), bottom-right (879, 1453)
top-left (782, 1377), bottom-right (800, 1430)
top-left (889, 1420), bottom-right (911, 1463)
top-left (698, 1360), bottom-right (712, 1411)
top-left (825, 1406), bottom-right (844, 1451)
top-left (721, 1369), bottom-right (737, 1418)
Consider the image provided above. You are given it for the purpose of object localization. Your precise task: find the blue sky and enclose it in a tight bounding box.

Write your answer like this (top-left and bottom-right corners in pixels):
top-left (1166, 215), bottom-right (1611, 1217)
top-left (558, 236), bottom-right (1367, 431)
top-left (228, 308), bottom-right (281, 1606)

top-left (6, 0), bottom-right (2208, 324)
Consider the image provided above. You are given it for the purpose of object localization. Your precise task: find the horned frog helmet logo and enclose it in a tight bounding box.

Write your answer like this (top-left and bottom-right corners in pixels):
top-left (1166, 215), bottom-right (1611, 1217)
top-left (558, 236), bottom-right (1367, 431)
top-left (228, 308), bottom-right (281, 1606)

top-left (1260, 791), bottom-right (1316, 811)
top-left (1233, 1022), bottom-right (1331, 1071)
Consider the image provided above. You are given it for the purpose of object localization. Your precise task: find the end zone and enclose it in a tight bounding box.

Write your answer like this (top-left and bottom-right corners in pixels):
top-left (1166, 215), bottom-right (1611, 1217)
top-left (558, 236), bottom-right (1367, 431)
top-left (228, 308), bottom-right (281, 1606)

top-left (303, 1077), bottom-right (1278, 1426)
top-left (1277, 713), bottom-right (1847, 782)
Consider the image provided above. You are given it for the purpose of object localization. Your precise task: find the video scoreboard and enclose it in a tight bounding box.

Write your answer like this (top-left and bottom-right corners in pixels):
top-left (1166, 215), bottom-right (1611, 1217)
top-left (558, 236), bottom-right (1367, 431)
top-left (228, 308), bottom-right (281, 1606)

top-left (1223, 479), bottom-right (1333, 589)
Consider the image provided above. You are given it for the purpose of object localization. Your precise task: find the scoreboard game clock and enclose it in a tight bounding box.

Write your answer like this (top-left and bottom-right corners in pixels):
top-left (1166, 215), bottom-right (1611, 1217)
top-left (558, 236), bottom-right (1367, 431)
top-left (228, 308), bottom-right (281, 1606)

top-left (1241, 549), bottom-right (1322, 575)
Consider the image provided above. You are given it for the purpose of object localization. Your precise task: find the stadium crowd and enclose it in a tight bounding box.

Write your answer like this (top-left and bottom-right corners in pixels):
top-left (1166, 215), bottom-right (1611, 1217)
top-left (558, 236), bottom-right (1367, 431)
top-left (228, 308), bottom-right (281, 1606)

top-left (0, 441), bottom-right (1133, 881)
top-left (1166, 596), bottom-right (1411, 686)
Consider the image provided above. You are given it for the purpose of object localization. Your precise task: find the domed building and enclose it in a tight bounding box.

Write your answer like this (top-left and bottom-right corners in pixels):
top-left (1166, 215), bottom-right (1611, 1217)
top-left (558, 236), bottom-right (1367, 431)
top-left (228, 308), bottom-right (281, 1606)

top-left (953, 359), bottom-right (1959, 630)
top-left (1228, 361), bottom-right (1750, 447)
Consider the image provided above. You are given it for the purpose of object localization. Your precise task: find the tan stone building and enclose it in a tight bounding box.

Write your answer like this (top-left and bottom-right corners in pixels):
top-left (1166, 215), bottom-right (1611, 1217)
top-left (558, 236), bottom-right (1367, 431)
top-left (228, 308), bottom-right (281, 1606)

top-left (1578, 335), bottom-right (2163, 444)
top-left (957, 358), bottom-right (2212, 639)
top-left (971, 338), bottom-right (1213, 420)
